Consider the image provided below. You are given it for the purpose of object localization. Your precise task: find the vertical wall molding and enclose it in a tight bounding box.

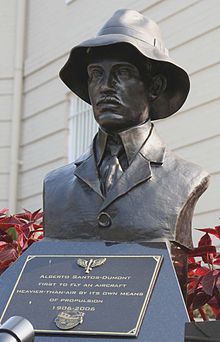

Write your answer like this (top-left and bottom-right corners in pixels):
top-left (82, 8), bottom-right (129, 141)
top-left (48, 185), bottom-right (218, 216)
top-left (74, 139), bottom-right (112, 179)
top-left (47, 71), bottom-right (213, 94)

top-left (9, 0), bottom-right (27, 213)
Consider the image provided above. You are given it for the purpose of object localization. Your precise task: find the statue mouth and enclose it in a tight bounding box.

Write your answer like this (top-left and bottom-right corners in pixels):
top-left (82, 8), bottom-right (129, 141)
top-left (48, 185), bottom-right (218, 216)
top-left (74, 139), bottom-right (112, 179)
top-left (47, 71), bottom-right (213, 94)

top-left (96, 96), bottom-right (122, 106)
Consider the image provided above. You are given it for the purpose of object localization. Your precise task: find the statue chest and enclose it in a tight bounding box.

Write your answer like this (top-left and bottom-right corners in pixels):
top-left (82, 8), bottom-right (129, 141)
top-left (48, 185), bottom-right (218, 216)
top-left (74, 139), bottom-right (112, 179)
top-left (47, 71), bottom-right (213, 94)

top-left (44, 170), bottom-right (188, 244)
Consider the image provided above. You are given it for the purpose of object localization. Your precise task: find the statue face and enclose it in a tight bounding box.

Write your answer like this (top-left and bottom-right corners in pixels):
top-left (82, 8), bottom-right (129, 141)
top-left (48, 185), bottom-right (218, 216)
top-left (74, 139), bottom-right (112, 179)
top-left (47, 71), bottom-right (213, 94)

top-left (87, 57), bottom-right (150, 132)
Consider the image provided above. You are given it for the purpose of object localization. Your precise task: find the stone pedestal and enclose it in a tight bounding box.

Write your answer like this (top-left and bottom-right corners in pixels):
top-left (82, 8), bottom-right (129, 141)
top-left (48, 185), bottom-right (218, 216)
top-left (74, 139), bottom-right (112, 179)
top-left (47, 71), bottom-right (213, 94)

top-left (0, 240), bottom-right (189, 341)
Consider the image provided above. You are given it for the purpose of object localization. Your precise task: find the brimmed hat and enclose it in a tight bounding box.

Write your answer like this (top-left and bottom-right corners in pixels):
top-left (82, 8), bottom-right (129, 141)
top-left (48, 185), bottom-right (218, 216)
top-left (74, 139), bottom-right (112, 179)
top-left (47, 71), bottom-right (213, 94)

top-left (59, 9), bottom-right (190, 120)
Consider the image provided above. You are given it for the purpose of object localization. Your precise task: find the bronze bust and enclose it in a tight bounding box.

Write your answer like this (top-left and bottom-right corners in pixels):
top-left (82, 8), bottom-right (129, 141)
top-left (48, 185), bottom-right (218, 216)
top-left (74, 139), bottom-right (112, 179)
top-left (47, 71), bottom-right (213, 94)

top-left (43, 9), bottom-right (209, 250)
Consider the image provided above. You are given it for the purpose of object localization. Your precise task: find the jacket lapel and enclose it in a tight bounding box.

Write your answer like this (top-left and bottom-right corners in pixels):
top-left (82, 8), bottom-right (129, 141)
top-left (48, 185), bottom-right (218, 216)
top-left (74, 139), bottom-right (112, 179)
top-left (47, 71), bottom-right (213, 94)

top-left (74, 148), bottom-right (104, 199)
top-left (73, 126), bottom-right (166, 207)
top-left (100, 152), bottom-right (152, 211)
top-left (140, 124), bottom-right (165, 164)
top-left (100, 125), bottom-right (166, 210)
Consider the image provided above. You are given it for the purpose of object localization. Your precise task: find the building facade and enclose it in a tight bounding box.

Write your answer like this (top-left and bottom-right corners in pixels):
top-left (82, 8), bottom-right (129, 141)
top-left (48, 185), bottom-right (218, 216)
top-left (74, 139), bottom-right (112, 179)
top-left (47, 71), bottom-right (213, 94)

top-left (0, 0), bottom-right (220, 243)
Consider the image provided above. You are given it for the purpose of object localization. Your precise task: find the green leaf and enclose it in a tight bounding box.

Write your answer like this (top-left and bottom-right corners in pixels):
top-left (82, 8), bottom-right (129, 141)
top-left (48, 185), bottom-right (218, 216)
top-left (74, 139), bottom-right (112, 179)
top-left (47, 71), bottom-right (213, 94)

top-left (6, 227), bottom-right (18, 241)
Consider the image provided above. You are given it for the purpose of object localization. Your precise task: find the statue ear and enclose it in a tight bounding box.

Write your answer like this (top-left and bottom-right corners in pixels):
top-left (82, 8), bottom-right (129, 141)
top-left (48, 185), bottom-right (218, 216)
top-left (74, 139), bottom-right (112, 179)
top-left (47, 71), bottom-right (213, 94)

top-left (149, 74), bottom-right (167, 102)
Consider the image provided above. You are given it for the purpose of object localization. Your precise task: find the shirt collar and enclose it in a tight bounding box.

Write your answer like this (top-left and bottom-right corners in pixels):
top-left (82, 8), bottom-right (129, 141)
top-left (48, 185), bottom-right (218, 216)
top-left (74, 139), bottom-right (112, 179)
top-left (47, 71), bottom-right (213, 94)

top-left (95, 120), bottom-right (152, 166)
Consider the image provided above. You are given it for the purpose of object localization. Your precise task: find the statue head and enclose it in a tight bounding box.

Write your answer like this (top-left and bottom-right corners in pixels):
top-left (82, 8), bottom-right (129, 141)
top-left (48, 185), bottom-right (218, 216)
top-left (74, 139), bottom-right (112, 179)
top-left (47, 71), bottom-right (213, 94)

top-left (86, 44), bottom-right (167, 132)
top-left (60, 9), bottom-right (190, 125)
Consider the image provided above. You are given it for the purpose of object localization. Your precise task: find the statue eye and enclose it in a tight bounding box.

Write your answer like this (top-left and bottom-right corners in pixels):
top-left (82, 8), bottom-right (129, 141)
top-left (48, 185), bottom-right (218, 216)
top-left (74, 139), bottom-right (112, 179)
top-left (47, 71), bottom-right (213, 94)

top-left (88, 67), bottom-right (103, 80)
top-left (117, 67), bottom-right (131, 79)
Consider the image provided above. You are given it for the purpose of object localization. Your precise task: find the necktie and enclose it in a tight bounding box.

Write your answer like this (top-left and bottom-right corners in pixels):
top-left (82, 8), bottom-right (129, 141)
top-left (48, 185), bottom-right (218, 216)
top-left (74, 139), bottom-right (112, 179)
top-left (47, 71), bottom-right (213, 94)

top-left (99, 135), bottom-right (124, 196)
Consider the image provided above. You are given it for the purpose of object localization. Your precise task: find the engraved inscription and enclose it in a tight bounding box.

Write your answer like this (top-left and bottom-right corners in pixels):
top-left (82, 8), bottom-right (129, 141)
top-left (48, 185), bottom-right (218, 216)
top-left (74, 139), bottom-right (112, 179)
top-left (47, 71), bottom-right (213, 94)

top-left (0, 255), bottom-right (162, 337)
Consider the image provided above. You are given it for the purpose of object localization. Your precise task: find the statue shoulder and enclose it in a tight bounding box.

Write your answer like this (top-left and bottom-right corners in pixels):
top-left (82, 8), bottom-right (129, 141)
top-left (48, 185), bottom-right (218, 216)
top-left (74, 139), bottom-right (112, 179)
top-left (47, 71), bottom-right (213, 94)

top-left (44, 148), bottom-right (92, 183)
top-left (44, 162), bottom-right (76, 185)
top-left (164, 149), bottom-right (210, 192)
top-left (168, 151), bottom-right (210, 248)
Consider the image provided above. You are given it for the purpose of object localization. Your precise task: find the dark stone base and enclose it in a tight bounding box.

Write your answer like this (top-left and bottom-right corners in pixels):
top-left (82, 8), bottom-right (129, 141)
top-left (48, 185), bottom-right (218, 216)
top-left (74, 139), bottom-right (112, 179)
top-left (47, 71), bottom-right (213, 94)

top-left (185, 321), bottom-right (220, 341)
top-left (0, 239), bottom-right (189, 341)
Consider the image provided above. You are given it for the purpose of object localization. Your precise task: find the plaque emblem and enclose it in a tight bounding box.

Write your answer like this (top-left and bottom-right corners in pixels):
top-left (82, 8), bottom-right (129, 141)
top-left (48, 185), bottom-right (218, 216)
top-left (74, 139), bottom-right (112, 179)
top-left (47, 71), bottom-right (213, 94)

top-left (77, 257), bottom-right (106, 273)
top-left (55, 310), bottom-right (84, 330)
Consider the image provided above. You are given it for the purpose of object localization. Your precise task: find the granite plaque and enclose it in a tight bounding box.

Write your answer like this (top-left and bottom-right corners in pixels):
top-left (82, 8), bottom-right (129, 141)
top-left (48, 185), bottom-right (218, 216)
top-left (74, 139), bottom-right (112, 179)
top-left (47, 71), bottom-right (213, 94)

top-left (0, 254), bottom-right (162, 337)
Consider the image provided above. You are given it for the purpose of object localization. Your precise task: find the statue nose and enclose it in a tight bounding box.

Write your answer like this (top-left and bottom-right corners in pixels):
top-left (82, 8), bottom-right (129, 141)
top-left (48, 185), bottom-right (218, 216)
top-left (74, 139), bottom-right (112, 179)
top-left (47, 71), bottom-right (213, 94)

top-left (101, 72), bottom-right (116, 90)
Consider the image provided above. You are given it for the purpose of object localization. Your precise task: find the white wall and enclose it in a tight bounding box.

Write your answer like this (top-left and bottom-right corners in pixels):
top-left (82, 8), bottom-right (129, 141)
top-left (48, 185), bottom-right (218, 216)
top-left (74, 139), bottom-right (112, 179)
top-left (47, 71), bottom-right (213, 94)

top-left (0, 0), bottom-right (219, 245)
top-left (0, 1), bottom-right (16, 209)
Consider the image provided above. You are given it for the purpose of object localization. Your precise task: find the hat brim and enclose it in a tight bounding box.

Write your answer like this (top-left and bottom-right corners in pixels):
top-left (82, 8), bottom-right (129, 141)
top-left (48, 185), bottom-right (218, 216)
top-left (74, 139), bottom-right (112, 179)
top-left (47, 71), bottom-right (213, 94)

top-left (59, 34), bottom-right (190, 120)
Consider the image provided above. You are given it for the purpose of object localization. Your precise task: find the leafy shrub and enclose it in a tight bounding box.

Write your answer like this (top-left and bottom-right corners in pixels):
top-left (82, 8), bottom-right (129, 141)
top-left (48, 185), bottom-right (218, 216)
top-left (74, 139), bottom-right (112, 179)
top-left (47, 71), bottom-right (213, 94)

top-left (187, 225), bottom-right (220, 320)
top-left (0, 208), bottom-right (43, 274)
